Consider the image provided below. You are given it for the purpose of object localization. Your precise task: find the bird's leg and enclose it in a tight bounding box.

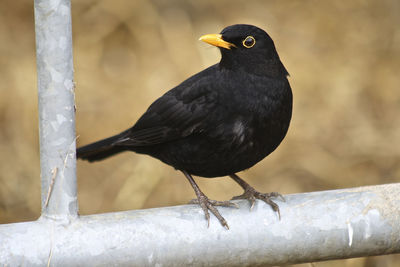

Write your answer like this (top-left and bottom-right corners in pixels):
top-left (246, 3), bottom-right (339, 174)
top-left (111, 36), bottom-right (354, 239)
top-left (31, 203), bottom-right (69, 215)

top-left (229, 173), bottom-right (285, 219)
top-left (182, 171), bottom-right (237, 229)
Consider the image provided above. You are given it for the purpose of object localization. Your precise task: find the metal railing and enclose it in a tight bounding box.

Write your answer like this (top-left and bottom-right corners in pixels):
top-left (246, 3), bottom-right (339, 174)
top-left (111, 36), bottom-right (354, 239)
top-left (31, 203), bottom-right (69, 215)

top-left (0, 0), bottom-right (399, 266)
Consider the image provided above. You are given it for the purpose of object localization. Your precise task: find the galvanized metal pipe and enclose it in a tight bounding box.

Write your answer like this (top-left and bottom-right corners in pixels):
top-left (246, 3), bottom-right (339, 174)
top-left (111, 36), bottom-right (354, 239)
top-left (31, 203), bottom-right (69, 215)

top-left (1, 183), bottom-right (399, 266)
top-left (34, 0), bottom-right (77, 218)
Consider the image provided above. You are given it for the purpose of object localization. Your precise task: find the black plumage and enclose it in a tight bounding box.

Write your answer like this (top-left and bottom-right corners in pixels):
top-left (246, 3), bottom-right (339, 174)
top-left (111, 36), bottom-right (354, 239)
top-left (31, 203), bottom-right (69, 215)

top-left (77, 24), bottom-right (292, 229)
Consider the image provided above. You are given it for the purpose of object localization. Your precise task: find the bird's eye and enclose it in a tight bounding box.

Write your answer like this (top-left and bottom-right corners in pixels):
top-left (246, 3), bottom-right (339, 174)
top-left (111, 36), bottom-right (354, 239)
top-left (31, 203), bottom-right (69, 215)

top-left (242, 36), bottom-right (256, 48)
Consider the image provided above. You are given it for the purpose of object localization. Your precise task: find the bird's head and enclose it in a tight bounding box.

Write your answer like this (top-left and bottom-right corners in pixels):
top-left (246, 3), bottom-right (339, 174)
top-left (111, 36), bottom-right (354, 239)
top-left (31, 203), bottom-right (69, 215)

top-left (200, 24), bottom-right (288, 77)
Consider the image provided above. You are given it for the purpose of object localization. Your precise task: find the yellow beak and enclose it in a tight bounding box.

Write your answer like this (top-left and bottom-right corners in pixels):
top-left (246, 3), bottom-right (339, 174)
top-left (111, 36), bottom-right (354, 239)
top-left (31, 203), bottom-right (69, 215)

top-left (199, 34), bottom-right (236, 49)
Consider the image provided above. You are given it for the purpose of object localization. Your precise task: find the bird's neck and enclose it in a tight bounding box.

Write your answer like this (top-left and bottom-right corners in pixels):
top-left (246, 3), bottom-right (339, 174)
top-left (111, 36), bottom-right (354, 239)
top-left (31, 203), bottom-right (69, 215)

top-left (219, 57), bottom-right (289, 78)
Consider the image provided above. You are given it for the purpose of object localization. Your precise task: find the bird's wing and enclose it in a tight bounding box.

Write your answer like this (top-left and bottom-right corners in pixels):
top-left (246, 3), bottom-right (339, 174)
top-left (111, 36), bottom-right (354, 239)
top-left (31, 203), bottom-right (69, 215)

top-left (115, 69), bottom-right (219, 147)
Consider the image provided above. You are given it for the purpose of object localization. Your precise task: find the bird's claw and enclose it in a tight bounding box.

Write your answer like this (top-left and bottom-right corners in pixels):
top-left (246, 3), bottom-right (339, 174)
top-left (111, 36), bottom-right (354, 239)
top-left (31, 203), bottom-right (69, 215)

top-left (189, 195), bottom-right (238, 229)
top-left (189, 198), bottom-right (239, 209)
top-left (232, 188), bottom-right (284, 219)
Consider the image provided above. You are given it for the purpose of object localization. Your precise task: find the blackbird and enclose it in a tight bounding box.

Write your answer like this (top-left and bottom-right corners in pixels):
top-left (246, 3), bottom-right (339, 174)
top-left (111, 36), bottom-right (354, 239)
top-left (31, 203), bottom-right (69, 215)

top-left (77, 24), bottom-right (292, 229)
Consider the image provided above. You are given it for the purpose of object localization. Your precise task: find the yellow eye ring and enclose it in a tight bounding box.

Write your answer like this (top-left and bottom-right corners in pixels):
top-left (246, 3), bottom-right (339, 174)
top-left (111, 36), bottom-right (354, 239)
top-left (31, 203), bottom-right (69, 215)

top-left (242, 36), bottom-right (256, 48)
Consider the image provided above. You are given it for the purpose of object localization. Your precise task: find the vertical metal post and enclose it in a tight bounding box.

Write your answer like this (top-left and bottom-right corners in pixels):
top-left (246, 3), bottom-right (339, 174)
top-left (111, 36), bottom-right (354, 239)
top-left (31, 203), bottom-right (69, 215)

top-left (34, 0), bottom-right (77, 219)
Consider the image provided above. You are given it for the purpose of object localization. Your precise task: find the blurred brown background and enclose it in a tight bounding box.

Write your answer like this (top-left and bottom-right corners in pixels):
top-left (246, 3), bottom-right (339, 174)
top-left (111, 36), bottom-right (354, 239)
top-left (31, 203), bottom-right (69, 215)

top-left (1, 0), bottom-right (399, 266)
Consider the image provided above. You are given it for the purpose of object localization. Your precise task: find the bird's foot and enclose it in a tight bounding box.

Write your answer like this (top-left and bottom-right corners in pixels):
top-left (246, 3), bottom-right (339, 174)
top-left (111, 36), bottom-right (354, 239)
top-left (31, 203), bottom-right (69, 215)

top-left (189, 195), bottom-right (238, 229)
top-left (232, 186), bottom-right (285, 219)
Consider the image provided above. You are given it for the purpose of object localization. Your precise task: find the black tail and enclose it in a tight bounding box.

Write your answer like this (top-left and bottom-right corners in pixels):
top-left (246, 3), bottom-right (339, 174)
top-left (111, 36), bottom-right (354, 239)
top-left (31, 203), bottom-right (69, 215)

top-left (77, 130), bottom-right (129, 162)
